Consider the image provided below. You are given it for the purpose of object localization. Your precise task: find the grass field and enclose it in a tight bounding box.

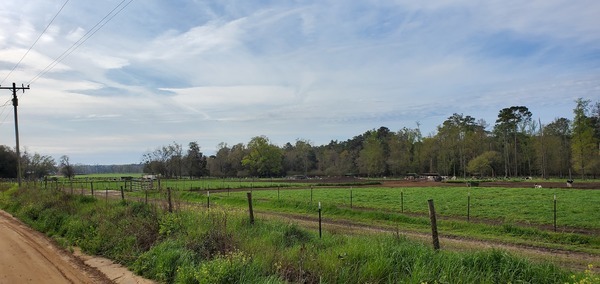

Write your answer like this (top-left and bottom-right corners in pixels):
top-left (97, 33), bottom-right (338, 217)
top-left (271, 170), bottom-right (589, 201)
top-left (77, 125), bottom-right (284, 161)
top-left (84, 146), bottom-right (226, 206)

top-left (1, 185), bottom-right (589, 283)
top-left (40, 177), bottom-right (600, 231)
top-left (209, 186), bottom-right (600, 230)
top-left (45, 177), bottom-right (308, 191)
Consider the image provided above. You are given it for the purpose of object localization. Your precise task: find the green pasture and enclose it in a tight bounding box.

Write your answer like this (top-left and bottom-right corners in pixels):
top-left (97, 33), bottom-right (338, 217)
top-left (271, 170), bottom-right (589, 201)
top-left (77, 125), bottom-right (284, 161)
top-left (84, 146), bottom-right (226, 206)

top-left (44, 177), bottom-right (599, 230)
top-left (44, 177), bottom-right (309, 191)
top-left (205, 186), bottom-right (600, 230)
top-left (173, 186), bottom-right (599, 254)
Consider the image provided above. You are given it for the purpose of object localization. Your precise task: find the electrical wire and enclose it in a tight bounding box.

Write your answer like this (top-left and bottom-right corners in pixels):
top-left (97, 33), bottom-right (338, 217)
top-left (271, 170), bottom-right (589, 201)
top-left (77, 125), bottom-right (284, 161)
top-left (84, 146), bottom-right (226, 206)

top-left (0, 0), bottom-right (71, 86)
top-left (1, 0), bottom-right (69, 128)
top-left (0, 98), bottom-right (12, 126)
top-left (0, 110), bottom-right (10, 126)
top-left (27, 0), bottom-right (135, 85)
top-left (1, 0), bottom-right (135, 129)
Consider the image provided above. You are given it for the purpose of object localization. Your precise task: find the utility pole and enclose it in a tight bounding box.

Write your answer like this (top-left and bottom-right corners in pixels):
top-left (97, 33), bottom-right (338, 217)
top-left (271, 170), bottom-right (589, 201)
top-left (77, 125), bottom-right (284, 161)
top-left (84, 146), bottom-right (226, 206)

top-left (1, 83), bottom-right (30, 187)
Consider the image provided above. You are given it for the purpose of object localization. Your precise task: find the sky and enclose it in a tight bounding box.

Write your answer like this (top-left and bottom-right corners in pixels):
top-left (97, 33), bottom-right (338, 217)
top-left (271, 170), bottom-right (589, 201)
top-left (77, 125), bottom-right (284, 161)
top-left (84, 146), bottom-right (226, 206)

top-left (0, 0), bottom-right (599, 165)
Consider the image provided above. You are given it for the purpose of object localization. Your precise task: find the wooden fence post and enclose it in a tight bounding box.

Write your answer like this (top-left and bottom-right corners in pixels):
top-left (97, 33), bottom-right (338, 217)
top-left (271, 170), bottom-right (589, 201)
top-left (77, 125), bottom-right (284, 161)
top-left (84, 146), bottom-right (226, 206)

top-left (428, 199), bottom-right (440, 251)
top-left (467, 192), bottom-right (471, 222)
top-left (167, 187), bottom-right (173, 213)
top-left (553, 194), bottom-right (557, 232)
top-left (247, 192), bottom-right (254, 224)
top-left (318, 202), bottom-right (322, 238)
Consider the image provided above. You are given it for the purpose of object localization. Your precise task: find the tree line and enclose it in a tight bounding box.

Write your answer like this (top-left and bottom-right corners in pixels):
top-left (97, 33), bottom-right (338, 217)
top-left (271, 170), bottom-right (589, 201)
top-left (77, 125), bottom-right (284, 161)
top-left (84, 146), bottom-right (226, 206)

top-left (141, 99), bottom-right (599, 180)
top-left (1, 99), bottom-right (598, 180)
top-left (0, 148), bottom-right (145, 179)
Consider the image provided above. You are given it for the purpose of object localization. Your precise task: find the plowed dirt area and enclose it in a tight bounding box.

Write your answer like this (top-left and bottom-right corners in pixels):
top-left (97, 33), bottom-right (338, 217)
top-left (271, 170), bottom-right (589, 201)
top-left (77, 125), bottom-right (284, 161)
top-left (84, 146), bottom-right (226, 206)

top-left (379, 179), bottom-right (600, 189)
top-left (0, 210), bottom-right (152, 284)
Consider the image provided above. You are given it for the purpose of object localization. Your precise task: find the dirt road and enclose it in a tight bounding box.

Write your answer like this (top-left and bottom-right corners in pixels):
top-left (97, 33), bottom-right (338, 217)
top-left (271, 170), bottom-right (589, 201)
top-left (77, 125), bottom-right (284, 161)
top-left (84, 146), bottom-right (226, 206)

top-left (0, 210), bottom-right (153, 284)
top-left (0, 210), bottom-right (107, 283)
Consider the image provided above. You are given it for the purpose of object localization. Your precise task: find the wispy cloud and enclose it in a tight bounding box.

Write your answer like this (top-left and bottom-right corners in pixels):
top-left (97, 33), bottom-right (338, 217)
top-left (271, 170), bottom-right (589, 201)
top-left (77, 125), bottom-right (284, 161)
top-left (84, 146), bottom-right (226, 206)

top-left (0, 0), bottom-right (598, 164)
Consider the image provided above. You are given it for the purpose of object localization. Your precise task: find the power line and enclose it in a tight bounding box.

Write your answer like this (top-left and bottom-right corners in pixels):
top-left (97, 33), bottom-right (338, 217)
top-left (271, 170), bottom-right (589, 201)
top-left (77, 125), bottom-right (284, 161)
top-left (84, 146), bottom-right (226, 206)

top-left (0, 106), bottom-right (12, 127)
top-left (0, 98), bottom-right (12, 126)
top-left (0, 0), bottom-right (71, 86)
top-left (2, 0), bottom-right (135, 128)
top-left (27, 0), bottom-right (135, 85)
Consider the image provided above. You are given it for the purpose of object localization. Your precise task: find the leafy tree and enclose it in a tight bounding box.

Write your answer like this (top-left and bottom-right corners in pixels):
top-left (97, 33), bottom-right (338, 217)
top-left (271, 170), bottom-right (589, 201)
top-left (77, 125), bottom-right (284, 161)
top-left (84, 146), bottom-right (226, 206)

top-left (314, 140), bottom-right (358, 176)
top-left (207, 142), bottom-right (247, 177)
top-left (387, 128), bottom-right (419, 176)
top-left (59, 155), bottom-right (75, 179)
top-left (419, 136), bottom-right (438, 173)
top-left (0, 145), bottom-right (18, 178)
top-left (208, 143), bottom-right (229, 177)
top-left (314, 145), bottom-right (336, 175)
top-left (185, 142), bottom-right (207, 178)
top-left (357, 133), bottom-right (386, 176)
top-left (434, 114), bottom-right (485, 177)
top-left (282, 139), bottom-right (316, 176)
top-left (571, 99), bottom-right (599, 179)
top-left (228, 143), bottom-right (248, 177)
top-left (467, 151), bottom-right (502, 177)
top-left (167, 142), bottom-right (184, 178)
top-left (521, 119), bottom-right (539, 176)
top-left (242, 136), bottom-right (283, 177)
top-left (494, 106), bottom-right (532, 177)
top-left (22, 151), bottom-right (56, 179)
top-left (543, 118), bottom-right (571, 177)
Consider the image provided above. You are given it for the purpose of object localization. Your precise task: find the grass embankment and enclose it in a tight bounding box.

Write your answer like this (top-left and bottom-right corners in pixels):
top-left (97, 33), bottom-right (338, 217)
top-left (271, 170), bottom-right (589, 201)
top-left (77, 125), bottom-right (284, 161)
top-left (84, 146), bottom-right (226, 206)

top-left (1, 185), bottom-right (593, 283)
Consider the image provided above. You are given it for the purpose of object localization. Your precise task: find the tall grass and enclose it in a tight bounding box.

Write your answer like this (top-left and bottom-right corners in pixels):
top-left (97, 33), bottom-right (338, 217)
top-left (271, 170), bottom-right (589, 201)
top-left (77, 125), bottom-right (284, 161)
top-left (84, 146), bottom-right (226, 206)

top-left (0, 186), bottom-right (581, 283)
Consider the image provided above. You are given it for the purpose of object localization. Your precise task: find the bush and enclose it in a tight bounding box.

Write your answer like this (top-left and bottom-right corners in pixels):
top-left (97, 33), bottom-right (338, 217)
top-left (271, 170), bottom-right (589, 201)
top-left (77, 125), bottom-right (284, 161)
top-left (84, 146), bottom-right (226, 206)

top-left (133, 239), bottom-right (195, 283)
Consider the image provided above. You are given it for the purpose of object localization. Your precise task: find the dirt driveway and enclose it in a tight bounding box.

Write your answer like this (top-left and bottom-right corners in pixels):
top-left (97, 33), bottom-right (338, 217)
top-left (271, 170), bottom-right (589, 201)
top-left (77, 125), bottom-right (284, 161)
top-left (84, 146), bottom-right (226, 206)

top-left (0, 210), bottom-right (152, 284)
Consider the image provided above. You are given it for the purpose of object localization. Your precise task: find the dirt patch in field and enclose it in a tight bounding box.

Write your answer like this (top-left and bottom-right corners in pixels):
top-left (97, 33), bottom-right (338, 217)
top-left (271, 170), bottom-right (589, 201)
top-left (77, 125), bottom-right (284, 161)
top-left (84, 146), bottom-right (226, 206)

top-left (378, 179), bottom-right (600, 189)
top-left (288, 176), bottom-right (600, 189)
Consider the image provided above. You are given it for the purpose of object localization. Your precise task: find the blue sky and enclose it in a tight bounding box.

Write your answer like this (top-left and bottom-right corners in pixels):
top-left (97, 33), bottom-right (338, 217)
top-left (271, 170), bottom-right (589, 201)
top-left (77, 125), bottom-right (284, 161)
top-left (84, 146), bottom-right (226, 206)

top-left (0, 0), bottom-right (599, 164)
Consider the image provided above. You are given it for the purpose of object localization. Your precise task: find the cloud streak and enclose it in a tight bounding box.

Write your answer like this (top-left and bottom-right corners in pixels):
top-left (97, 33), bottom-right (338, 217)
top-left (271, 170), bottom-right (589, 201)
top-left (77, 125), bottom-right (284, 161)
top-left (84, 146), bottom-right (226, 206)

top-left (0, 0), bottom-right (598, 164)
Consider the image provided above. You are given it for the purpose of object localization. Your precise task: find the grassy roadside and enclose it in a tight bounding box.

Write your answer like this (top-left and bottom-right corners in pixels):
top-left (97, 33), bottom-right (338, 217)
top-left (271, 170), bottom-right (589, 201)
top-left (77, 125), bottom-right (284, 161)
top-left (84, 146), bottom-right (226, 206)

top-left (2, 185), bottom-right (595, 283)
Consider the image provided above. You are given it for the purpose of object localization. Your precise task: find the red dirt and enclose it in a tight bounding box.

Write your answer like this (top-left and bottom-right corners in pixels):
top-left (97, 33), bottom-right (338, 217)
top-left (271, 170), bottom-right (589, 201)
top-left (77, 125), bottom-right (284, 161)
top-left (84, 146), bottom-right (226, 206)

top-left (0, 210), bottom-right (153, 284)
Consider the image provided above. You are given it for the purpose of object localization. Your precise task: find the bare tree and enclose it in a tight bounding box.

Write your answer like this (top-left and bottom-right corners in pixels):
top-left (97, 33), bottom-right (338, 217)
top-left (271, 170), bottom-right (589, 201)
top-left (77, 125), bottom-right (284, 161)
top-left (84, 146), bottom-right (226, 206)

top-left (59, 155), bottom-right (75, 179)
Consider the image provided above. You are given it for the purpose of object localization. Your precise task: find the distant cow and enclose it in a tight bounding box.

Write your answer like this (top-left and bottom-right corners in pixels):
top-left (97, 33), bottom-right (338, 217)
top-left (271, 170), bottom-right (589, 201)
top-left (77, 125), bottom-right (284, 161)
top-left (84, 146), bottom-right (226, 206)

top-left (534, 184), bottom-right (542, 188)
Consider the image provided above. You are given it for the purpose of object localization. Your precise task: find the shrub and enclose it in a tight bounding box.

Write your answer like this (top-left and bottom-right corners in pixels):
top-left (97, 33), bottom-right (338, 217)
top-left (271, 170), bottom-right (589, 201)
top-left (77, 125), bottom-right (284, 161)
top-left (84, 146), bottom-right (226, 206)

top-left (133, 239), bottom-right (196, 283)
